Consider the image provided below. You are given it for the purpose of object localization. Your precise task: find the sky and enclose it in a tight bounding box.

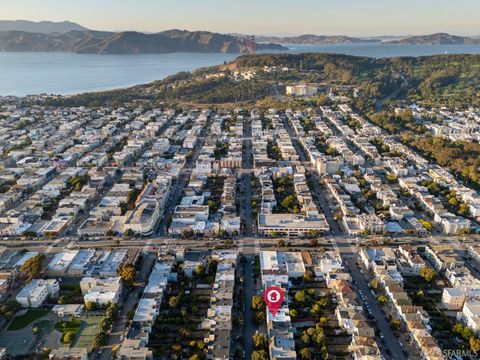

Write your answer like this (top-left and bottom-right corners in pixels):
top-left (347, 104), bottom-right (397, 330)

top-left (2, 0), bottom-right (480, 36)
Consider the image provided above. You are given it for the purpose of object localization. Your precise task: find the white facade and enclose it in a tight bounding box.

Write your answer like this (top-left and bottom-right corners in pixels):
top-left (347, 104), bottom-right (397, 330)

top-left (16, 279), bottom-right (59, 308)
top-left (80, 276), bottom-right (122, 306)
top-left (441, 288), bottom-right (466, 311)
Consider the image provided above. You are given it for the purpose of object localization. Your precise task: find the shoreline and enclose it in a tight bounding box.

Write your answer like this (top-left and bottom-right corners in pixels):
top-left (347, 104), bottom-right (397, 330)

top-left (1, 47), bottom-right (480, 97)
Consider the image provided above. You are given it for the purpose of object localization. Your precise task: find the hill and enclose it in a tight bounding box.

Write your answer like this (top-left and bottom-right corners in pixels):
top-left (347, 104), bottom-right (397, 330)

top-left (46, 53), bottom-right (479, 110)
top-left (256, 34), bottom-right (379, 45)
top-left (0, 20), bottom-right (88, 33)
top-left (388, 33), bottom-right (480, 45)
top-left (0, 29), bottom-right (286, 54)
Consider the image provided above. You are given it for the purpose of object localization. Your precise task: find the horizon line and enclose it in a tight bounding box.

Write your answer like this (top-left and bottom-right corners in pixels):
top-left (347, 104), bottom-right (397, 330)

top-left (0, 18), bottom-right (479, 38)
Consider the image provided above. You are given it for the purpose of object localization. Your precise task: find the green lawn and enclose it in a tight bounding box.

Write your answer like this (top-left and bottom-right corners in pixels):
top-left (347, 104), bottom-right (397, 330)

top-left (55, 319), bottom-right (82, 343)
top-left (55, 319), bottom-right (82, 332)
top-left (72, 316), bottom-right (102, 349)
top-left (8, 309), bottom-right (49, 331)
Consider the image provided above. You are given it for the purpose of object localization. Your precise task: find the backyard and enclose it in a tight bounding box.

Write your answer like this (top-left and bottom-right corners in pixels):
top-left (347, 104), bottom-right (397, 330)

top-left (148, 261), bottom-right (216, 358)
top-left (288, 279), bottom-right (350, 359)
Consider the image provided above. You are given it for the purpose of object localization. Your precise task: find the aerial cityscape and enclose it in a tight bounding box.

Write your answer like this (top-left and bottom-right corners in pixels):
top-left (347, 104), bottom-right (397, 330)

top-left (0, 1), bottom-right (480, 360)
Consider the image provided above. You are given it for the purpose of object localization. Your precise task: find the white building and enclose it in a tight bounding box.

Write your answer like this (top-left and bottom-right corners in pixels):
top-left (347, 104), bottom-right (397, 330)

top-left (458, 300), bottom-right (480, 334)
top-left (80, 276), bottom-right (122, 306)
top-left (441, 288), bottom-right (466, 311)
top-left (16, 279), bottom-right (59, 308)
top-left (258, 213), bottom-right (329, 237)
top-left (286, 84), bottom-right (318, 97)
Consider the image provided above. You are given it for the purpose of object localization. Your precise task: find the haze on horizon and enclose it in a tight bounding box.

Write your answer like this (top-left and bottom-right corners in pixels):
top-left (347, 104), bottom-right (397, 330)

top-left (2, 0), bottom-right (480, 37)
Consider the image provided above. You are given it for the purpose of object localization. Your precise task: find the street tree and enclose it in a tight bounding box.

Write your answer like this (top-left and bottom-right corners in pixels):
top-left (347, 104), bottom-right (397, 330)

top-left (419, 266), bottom-right (436, 282)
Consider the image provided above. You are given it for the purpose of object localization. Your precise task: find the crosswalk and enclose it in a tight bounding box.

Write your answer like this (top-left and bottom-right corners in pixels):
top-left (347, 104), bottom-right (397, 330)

top-left (141, 238), bottom-right (153, 253)
top-left (44, 238), bottom-right (65, 254)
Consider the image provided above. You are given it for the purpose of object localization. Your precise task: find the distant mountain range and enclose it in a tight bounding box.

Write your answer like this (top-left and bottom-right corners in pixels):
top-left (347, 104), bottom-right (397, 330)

top-left (0, 21), bottom-right (478, 54)
top-left (0, 28), bottom-right (286, 54)
top-left (387, 33), bottom-right (480, 45)
top-left (257, 33), bottom-right (480, 45)
top-left (0, 20), bottom-right (88, 33)
top-left (256, 34), bottom-right (379, 45)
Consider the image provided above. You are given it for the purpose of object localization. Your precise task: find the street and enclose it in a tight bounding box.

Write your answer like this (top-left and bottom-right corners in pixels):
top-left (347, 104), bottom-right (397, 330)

top-left (97, 253), bottom-right (156, 360)
top-left (241, 115), bottom-right (254, 237)
top-left (242, 255), bottom-right (256, 360)
top-left (347, 257), bottom-right (408, 360)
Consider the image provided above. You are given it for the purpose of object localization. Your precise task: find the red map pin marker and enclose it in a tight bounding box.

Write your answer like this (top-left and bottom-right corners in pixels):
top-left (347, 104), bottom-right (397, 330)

top-left (264, 286), bottom-right (284, 317)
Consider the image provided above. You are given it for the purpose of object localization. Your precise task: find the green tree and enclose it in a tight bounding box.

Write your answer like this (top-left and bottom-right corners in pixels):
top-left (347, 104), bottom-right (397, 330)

top-left (304, 270), bottom-right (314, 281)
top-left (195, 263), bottom-right (206, 277)
top-left (470, 337), bottom-right (480, 352)
top-left (207, 199), bottom-right (219, 213)
top-left (299, 348), bottom-right (313, 360)
top-left (377, 295), bottom-right (388, 306)
top-left (462, 327), bottom-right (474, 340)
top-left (118, 263), bottom-right (136, 285)
top-left (390, 319), bottom-right (401, 331)
top-left (319, 317), bottom-right (329, 326)
top-left (251, 350), bottom-right (268, 360)
top-left (106, 303), bottom-right (118, 319)
top-left (254, 311), bottom-right (266, 324)
top-left (419, 219), bottom-right (433, 231)
top-left (85, 301), bottom-right (98, 311)
top-left (252, 296), bottom-right (265, 311)
top-left (311, 327), bottom-right (325, 345)
top-left (459, 202), bottom-right (469, 216)
top-left (311, 304), bottom-right (322, 316)
top-left (93, 331), bottom-right (107, 348)
top-left (419, 266), bottom-right (436, 282)
top-left (386, 173), bottom-right (397, 183)
top-left (169, 296), bottom-right (180, 308)
top-left (449, 197), bottom-right (459, 207)
top-left (301, 332), bottom-right (311, 345)
top-left (99, 318), bottom-right (112, 332)
top-left (281, 195), bottom-right (297, 211)
top-left (295, 290), bottom-right (307, 303)
top-left (252, 333), bottom-right (268, 350)
top-left (316, 94), bottom-right (331, 107)
top-left (20, 254), bottom-right (45, 279)
top-left (0, 300), bottom-right (20, 320)
top-left (63, 331), bottom-right (76, 343)
top-left (453, 323), bottom-right (464, 334)
top-left (316, 298), bottom-right (330, 307)
top-left (124, 229), bottom-right (134, 237)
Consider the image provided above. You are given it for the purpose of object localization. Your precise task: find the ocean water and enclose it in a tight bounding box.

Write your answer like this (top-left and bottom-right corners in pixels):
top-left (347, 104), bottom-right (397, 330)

top-left (0, 44), bottom-right (479, 96)
top-left (287, 43), bottom-right (480, 58)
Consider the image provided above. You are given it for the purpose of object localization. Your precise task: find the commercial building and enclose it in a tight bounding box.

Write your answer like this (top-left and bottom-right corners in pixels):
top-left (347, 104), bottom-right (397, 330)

top-left (258, 213), bottom-right (329, 237)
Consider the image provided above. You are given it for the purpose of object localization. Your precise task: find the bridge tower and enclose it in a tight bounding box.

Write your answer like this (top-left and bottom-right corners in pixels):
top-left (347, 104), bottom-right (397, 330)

top-left (247, 35), bottom-right (256, 54)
